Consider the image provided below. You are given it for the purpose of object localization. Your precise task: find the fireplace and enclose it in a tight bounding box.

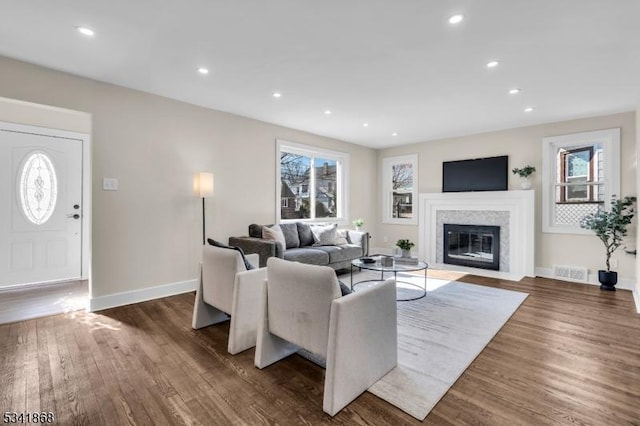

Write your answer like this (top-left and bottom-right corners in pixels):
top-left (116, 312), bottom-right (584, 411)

top-left (444, 224), bottom-right (500, 271)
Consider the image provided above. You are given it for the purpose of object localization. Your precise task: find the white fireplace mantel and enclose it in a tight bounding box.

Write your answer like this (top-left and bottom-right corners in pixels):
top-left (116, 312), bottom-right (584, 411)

top-left (418, 190), bottom-right (535, 281)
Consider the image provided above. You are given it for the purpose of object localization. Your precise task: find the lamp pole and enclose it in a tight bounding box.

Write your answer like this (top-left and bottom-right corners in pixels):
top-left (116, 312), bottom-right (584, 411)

top-left (195, 172), bottom-right (214, 245)
top-left (202, 197), bottom-right (206, 245)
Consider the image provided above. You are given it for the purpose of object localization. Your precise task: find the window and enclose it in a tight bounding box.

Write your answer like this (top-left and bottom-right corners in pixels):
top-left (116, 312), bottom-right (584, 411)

top-left (382, 154), bottom-right (418, 224)
top-left (559, 146), bottom-right (596, 202)
top-left (276, 140), bottom-right (349, 222)
top-left (20, 151), bottom-right (58, 225)
top-left (542, 128), bottom-right (620, 234)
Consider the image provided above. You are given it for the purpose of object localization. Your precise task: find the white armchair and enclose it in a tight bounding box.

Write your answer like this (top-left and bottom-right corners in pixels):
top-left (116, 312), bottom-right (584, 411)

top-left (254, 257), bottom-right (397, 416)
top-left (192, 245), bottom-right (267, 354)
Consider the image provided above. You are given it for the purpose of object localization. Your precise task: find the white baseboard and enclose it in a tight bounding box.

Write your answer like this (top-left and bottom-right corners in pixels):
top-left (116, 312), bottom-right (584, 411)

top-left (535, 267), bottom-right (635, 291)
top-left (89, 279), bottom-right (198, 312)
top-left (633, 287), bottom-right (640, 314)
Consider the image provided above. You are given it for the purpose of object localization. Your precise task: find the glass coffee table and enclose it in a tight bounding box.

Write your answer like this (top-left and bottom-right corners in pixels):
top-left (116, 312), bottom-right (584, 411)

top-left (350, 257), bottom-right (428, 301)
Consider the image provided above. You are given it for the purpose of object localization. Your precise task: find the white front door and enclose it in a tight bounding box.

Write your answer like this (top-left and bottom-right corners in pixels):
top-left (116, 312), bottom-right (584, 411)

top-left (0, 128), bottom-right (83, 288)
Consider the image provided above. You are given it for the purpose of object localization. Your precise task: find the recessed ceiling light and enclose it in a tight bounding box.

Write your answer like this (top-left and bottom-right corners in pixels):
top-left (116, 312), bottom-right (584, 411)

top-left (448, 14), bottom-right (464, 24)
top-left (272, 92), bottom-right (282, 98)
top-left (324, 110), bottom-right (332, 115)
top-left (363, 123), bottom-right (369, 127)
top-left (524, 107), bottom-right (534, 112)
top-left (392, 132), bottom-right (398, 137)
top-left (76, 26), bottom-right (94, 37)
top-left (197, 67), bottom-right (209, 75)
top-left (509, 88), bottom-right (521, 94)
top-left (486, 61), bottom-right (499, 68)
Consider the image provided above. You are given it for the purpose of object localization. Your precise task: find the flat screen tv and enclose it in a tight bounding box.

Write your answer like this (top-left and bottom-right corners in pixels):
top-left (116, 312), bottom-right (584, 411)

top-left (442, 155), bottom-right (508, 192)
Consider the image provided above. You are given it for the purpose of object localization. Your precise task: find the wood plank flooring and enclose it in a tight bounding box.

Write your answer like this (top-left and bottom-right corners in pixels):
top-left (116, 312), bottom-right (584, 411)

top-left (1, 272), bottom-right (639, 425)
top-left (0, 280), bottom-right (88, 325)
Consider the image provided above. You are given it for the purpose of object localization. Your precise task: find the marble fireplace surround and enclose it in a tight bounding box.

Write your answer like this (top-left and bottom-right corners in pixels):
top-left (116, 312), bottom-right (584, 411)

top-left (418, 190), bottom-right (535, 281)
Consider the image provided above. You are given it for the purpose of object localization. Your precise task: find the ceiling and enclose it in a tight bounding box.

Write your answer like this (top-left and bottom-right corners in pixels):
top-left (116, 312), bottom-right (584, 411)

top-left (1, 0), bottom-right (639, 149)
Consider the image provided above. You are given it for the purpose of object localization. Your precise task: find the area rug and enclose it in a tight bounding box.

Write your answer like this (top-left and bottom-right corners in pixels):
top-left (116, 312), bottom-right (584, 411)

top-left (359, 274), bottom-right (528, 420)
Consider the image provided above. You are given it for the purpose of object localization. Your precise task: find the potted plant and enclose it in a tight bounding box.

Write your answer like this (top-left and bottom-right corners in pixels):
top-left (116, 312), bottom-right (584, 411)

top-left (512, 165), bottom-right (536, 189)
top-left (352, 218), bottom-right (364, 231)
top-left (580, 195), bottom-right (636, 291)
top-left (396, 239), bottom-right (415, 258)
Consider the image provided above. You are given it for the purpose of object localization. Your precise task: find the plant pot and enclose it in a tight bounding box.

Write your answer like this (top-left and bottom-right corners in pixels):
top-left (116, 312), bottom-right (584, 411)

top-left (598, 270), bottom-right (618, 291)
top-left (400, 249), bottom-right (411, 258)
top-left (520, 177), bottom-right (532, 190)
top-left (355, 226), bottom-right (361, 232)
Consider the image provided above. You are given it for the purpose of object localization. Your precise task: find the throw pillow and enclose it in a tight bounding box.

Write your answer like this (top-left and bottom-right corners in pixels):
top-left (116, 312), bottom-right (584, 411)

top-left (296, 222), bottom-right (315, 247)
top-left (335, 229), bottom-right (349, 245)
top-left (279, 223), bottom-right (300, 249)
top-left (207, 239), bottom-right (255, 270)
top-left (262, 224), bottom-right (287, 252)
top-left (310, 223), bottom-right (338, 246)
top-left (337, 280), bottom-right (352, 296)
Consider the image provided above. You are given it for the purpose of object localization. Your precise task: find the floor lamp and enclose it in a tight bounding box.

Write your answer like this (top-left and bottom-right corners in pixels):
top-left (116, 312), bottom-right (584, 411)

top-left (194, 172), bottom-right (214, 244)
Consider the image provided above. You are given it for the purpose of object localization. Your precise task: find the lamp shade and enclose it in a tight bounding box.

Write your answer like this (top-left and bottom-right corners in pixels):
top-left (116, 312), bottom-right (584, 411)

top-left (194, 172), bottom-right (214, 198)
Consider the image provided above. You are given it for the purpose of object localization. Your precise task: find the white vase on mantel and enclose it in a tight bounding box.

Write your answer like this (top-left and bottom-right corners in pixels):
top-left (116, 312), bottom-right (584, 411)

top-left (520, 177), bottom-right (532, 190)
top-left (355, 226), bottom-right (362, 232)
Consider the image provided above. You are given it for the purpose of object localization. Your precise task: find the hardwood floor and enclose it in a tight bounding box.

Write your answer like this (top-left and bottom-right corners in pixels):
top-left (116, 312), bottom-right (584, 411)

top-left (0, 280), bottom-right (88, 325)
top-left (1, 273), bottom-right (639, 425)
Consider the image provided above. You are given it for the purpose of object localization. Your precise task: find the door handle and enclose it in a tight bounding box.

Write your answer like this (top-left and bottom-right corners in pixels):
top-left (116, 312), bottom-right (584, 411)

top-left (67, 214), bottom-right (80, 219)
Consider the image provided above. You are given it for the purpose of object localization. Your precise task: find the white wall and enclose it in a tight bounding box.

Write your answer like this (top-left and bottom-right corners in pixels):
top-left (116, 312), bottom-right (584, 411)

top-left (375, 112), bottom-right (637, 283)
top-left (0, 56), bottom-right (377, 299)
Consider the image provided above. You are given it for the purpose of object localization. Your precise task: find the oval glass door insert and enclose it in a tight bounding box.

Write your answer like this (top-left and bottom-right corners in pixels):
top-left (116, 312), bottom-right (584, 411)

top-left (19, 151), bottom-right (58, 225)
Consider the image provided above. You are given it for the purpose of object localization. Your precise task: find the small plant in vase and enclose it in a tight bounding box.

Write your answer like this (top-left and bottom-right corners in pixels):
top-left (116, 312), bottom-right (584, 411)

top-left (512, 165), bottom-right (536, 189)
top-left (396, 239), bottom-right (415, 258)
top-left (580, 195), bottom-right (636, 291)
top-left (352, 218), bottom-right (364, 231)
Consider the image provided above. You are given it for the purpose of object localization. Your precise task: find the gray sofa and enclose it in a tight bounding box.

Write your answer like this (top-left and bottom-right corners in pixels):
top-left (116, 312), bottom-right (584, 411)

top-left (229, 223), bottom-right (369, 269)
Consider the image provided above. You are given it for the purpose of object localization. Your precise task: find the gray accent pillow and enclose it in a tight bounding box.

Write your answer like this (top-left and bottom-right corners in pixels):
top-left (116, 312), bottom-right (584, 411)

top-left (337, 280), bottom-right (352, 296)
top-left (297, 222), bottom-right (315, 247)
top-left (310, 223), bottom-right (338, 246)
top-left (279, 223), bottom-right (300, 249)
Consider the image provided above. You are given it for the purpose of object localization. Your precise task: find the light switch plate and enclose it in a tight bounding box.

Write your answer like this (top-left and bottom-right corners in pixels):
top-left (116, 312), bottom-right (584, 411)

top-left (103, 178), bottom-right (119, 191)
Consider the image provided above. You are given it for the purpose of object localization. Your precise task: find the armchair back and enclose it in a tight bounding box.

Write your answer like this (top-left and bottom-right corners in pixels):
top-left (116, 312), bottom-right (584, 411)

top-left (202, 245), bottom-right (247, 313)
top-left (266, 257), bottom-right (341, 357)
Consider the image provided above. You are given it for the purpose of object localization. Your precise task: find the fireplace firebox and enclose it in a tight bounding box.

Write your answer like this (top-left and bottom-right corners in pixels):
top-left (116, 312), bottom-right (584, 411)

top-left (443, 224), bottom-right (500, 271)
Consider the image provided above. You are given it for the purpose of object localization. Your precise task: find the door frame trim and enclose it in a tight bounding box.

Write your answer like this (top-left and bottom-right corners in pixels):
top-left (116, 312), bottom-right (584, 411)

top-left (0, 121), bottom-right (92, 296)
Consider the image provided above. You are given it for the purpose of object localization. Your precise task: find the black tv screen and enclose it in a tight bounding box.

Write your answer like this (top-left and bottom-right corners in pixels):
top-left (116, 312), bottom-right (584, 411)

top-left (442, 156), bottom-right (508, 192)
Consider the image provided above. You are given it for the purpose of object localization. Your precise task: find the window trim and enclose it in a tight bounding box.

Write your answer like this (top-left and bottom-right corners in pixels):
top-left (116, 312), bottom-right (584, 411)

top-left (382, 154), bottom-right (418, 225)
top-left (276, 139), bottom-right (350, 224)
top-left (542, 128), bottom-right (620, 234)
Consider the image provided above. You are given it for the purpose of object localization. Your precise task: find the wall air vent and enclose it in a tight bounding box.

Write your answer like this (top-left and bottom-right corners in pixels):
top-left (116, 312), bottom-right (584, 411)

top-left (552, 265), bottom-right (589, 283)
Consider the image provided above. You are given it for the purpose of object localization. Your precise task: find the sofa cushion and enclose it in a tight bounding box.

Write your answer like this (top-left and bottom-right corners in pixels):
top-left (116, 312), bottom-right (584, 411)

top-left (297, 222), bottom-right (315, 247)
top-left (279, 223), bottom-right (300, 249)
top-left (283, 247), bottom-right (330, 265)
top-left (313, 244), bottom-right (363, 264)
top-left (207, 238), bottom-right (255, 270)
top-left (310, 223), bottom-right (338, 246)
top-left (262, 225), bottom-right (287, 252)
